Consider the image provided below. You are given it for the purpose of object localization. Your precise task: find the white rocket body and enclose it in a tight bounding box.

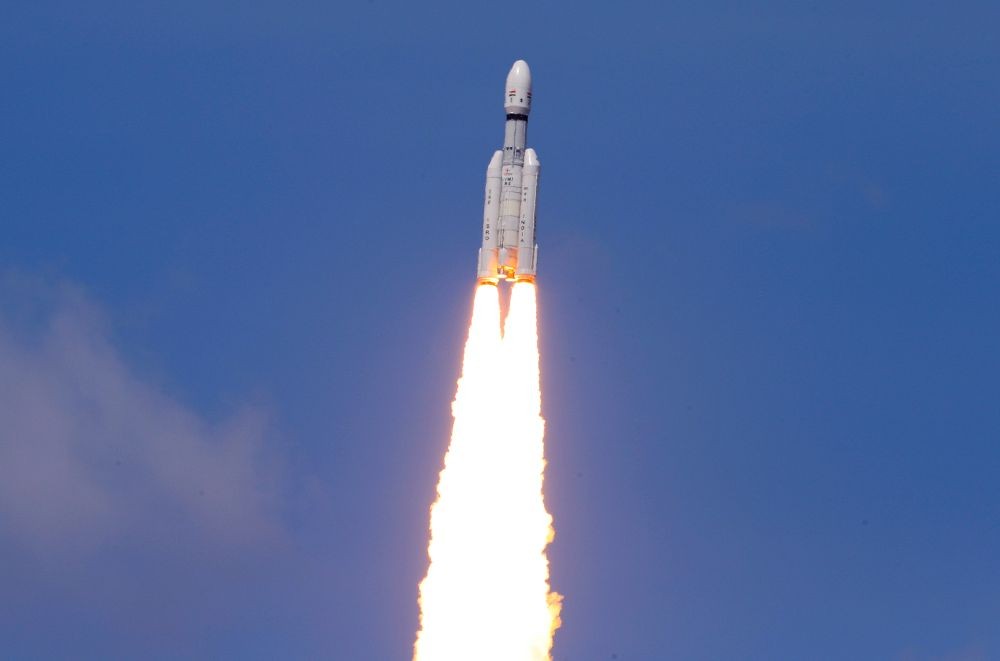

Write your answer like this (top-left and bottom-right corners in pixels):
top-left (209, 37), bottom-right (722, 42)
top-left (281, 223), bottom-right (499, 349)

top-left (477, 60), bottom-right (540, 284)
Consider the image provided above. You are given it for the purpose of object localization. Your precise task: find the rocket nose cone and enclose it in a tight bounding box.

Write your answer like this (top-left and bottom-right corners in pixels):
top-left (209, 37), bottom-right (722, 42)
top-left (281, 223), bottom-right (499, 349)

top-left (506, 60), bottom-right (532, 89)
top-left (504, 60), bottom-right (532, 114)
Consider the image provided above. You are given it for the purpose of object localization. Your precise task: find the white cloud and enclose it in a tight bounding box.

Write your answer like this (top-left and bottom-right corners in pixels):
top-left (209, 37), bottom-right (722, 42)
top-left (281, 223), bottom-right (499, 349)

top-left (0, 276), bottom-right (283, 556)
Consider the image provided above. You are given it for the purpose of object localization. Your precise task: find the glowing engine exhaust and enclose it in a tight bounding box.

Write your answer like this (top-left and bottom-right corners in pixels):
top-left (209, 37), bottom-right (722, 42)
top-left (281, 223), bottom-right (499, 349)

top-left (414, 283), bottom-right (561, 661)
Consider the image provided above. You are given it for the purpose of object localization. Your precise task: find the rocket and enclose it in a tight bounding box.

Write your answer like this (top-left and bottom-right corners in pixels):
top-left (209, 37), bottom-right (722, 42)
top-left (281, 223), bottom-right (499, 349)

top-left (477, 60), bottom-right (540, 284)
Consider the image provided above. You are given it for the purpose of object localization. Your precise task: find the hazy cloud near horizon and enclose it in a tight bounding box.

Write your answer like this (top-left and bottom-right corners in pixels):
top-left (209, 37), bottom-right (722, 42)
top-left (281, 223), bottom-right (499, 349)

top-left (0, 276), bottom-right (284, 556)
top-left (0, 276), bottom-right (349, 656)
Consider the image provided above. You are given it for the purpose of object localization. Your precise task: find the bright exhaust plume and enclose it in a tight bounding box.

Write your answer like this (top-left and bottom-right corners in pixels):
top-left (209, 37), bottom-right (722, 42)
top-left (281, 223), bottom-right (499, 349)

top-left (414, 282), bottom-right (561, 661)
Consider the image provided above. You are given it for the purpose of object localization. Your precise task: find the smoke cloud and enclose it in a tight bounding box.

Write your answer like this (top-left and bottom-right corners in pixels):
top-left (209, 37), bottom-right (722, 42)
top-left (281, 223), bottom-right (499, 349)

top-left (0, 276), bottom-right (281, 555)
top-left (0, 275), bottom-right (287, 654)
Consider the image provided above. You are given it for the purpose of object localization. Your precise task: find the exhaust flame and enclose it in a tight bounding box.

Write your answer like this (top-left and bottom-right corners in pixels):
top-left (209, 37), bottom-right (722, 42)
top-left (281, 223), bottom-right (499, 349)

top-left (415, 282), bottom-right (561, 661)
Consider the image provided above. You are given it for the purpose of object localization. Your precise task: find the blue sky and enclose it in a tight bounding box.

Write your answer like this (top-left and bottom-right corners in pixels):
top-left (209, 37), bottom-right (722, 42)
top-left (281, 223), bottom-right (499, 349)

top-left (2, 1), bottom-right (998, 659)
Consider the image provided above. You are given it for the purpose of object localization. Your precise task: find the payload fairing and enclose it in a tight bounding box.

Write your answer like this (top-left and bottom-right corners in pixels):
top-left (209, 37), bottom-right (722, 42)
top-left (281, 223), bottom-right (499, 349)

top-left (477, 60), bottom-right (540, 284)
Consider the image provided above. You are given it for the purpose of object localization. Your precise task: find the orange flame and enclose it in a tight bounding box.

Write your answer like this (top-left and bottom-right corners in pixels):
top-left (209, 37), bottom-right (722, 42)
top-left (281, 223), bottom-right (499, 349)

top-left (414, 282), bottom-right (561, 660)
